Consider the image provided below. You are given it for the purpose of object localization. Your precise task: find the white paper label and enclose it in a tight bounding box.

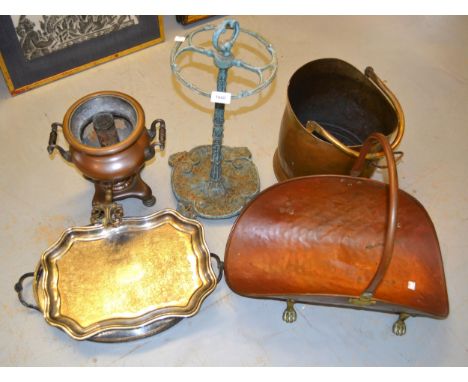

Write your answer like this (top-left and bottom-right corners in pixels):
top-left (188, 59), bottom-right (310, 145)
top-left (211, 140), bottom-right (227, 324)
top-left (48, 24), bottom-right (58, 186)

top-left (174, 36), bottom-right (186, 42)
top-left (211, 91), bottom-right (232, 104)
top-left (407, 281), bottom-right (416, 290)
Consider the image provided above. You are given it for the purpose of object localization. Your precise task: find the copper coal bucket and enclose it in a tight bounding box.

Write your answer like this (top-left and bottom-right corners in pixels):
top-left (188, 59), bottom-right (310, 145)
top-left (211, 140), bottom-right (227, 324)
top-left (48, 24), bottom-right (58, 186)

top-left (273, 58), bottom-right (405, 180)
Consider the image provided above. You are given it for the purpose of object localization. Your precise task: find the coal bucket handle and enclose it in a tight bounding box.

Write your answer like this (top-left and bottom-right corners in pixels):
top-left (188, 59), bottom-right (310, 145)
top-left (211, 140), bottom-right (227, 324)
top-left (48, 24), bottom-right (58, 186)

top-left (307, 67), bottom-right (405, 161)
top-left (348, 133), bottom-right (398, 306)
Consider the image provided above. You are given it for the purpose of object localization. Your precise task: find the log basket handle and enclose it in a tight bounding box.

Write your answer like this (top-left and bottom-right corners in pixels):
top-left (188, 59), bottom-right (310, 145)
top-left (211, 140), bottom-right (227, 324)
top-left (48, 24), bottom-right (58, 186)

top-left (348, 132), bottom-right (399, 305)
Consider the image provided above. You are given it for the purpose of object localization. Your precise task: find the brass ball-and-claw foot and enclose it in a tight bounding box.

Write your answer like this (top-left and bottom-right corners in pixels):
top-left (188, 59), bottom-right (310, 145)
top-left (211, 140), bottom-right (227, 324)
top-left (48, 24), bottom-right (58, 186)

top-left (143, 196), bottom-right (156, 207)
top-left (392, 313), bottom-right (410, 336)
top-left (282, 299), bottom-right (297, 323)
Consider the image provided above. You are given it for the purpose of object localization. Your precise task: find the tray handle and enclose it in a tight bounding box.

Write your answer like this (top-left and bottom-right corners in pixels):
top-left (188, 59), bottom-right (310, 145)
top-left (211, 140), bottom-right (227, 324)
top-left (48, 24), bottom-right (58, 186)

top-left (348, 132), bottom-right (398, 306)
top-left (210, 253), bottom-right (224, 284)
top-left (15, 271), bottom-right (41, 312)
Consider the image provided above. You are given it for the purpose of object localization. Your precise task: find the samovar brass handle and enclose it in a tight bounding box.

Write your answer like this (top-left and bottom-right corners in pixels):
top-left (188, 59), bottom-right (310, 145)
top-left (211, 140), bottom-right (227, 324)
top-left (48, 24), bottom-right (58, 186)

top-left (150, 119), bottom-right (166, 151)
top-left (145, 119), bottom-right (166, 160)
top-left (47, 123), bottom-right (71, 162)
top-left (307, 66), bottom-right (405, 160)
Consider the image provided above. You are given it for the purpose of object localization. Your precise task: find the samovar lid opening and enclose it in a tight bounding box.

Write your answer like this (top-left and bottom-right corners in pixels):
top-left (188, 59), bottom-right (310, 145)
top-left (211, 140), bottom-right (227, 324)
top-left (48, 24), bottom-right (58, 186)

top-left (63, 91), bottom-right (145, 156)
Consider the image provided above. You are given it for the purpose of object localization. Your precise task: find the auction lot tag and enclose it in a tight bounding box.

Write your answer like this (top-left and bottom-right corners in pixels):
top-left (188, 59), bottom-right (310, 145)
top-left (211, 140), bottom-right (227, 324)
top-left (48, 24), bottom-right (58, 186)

top-left (211, 91), bottom-right (232, 104)
top-left (174, 36), bottom-right (186, 42)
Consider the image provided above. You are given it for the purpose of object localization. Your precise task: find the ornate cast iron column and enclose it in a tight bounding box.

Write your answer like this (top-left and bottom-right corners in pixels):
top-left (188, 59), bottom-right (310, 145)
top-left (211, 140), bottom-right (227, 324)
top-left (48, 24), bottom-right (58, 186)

top-left (169, 19), bottom-right (277, 219)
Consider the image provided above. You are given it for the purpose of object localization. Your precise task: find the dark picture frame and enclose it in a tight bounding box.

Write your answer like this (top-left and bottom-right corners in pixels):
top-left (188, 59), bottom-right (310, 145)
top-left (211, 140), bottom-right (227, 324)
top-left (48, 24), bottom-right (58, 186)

top-left (176, 16), bottom-right (213, 25)
top-left (0, 15), bottom-right (164, 95)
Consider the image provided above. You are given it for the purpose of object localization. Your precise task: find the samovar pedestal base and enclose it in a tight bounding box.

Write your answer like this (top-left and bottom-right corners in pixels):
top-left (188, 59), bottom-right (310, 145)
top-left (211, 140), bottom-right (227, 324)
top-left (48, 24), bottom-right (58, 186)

top-left (91, 172), bottom-right (156, 207)
top-left (169, 145), bottom-right (260, 219)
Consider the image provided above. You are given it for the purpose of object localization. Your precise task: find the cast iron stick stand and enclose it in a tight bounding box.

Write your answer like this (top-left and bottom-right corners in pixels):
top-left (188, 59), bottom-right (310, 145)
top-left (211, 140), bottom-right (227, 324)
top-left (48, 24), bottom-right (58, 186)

top-left (169, 19), bottom-right (277, 219)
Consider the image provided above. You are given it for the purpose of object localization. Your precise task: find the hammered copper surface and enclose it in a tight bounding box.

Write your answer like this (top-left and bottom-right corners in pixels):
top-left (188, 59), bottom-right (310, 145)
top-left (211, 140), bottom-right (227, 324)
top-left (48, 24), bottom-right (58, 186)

top-left (38, 210), bottom-right (217, 340)
top-left (224, 177), bottom-right (448, 318)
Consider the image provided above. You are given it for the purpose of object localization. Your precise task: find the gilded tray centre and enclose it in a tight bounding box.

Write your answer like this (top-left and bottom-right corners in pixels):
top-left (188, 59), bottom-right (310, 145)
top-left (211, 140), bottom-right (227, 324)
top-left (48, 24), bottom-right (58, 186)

top-left (50, 223), bottom-right (202, 328)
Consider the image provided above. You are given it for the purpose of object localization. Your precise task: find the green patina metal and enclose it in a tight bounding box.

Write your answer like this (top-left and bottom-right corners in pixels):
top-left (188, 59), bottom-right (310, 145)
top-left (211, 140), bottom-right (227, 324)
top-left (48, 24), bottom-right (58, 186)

top-left (169, 19), bottom-right (277, 219)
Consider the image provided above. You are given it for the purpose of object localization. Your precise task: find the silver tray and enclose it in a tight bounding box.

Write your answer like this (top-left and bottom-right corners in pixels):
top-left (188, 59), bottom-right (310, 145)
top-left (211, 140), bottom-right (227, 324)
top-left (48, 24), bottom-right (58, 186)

top-left (18, 209), bottom-right (219, 342)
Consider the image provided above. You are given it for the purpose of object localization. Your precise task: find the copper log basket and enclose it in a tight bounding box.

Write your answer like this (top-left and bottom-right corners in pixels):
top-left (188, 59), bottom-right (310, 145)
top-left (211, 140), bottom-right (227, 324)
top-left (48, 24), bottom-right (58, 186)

top-left (226, 133), bottom-right (448, 336)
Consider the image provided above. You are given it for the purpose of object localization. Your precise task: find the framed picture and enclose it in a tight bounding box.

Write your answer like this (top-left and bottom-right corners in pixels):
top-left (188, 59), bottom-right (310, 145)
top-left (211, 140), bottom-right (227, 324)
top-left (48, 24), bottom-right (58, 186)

top-left (176, 16), bottom-right (213, 25)
top-left (0, 15), bottom-right (164, 95)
